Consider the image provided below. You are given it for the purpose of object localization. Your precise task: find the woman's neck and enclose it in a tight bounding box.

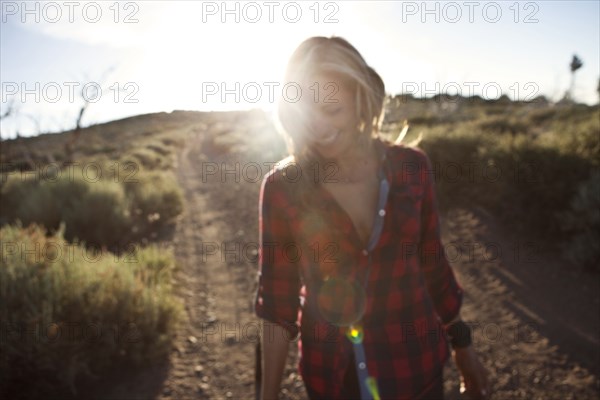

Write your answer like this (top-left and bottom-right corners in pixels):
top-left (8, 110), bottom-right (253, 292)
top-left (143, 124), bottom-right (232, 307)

top-left (327, 138), bottom-right (380, 183)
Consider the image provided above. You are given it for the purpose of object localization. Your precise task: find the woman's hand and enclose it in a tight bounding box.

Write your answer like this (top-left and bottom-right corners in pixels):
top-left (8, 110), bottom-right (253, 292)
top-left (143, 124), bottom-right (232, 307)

top-left (453, 345), bottom-right (490, 399)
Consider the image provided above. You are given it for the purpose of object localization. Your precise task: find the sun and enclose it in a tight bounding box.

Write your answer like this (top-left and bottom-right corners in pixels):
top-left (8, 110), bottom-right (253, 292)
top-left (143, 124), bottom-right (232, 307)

top-left (130, 3), bottom-right (295, 112)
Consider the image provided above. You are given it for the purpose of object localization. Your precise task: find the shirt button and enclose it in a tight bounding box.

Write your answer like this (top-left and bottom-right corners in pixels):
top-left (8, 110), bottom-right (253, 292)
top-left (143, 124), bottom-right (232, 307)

top-left (362, 249), bottom-right (368, 256)
top-left (378, 209), bottom-right (386, 217)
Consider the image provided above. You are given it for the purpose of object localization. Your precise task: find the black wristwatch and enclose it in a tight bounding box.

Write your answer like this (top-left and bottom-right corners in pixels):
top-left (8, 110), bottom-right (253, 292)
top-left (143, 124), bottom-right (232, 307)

top-left (446, 320), bottom-right (472, 349)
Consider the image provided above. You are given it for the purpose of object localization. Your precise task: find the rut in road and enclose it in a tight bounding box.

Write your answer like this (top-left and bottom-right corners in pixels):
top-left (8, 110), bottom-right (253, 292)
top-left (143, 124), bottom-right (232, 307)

top-left (168, 125), bottom-right (258, 399)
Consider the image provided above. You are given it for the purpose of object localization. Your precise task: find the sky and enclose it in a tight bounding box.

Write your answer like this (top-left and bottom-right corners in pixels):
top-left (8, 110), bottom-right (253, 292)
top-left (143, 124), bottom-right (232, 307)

top-left (1, 0), bottom-right (599, 138)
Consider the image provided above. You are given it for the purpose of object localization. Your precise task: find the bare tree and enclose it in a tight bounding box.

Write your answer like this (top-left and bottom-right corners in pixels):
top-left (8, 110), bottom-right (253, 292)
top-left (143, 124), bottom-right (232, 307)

top-left (63, 66), bottom-right (121, 166)
top-left (63, 81), bottom-right (96, 165)
top-left (0, 96), bottom-right (15, 121)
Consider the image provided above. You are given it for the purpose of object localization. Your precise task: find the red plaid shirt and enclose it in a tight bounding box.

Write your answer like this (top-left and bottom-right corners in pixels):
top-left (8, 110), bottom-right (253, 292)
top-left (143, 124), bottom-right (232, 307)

top-left (255, 138), bottom-right (463, 399)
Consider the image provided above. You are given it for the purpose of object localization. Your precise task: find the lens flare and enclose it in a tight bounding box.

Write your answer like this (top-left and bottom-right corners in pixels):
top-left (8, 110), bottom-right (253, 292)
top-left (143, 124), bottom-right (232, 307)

top-left (317, 277), bottom-right (366, 326)
top-left (366, 376), bottom-right (381, 400)
top-left (346, 324), bottom-right (364, 344)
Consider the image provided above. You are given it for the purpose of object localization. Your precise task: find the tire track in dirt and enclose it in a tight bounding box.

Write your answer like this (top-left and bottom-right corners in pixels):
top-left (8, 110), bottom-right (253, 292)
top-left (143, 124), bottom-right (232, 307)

top-left (170, 114), bottom-right (308, 400)
top-left (163, 123), bottom-right (257, 399)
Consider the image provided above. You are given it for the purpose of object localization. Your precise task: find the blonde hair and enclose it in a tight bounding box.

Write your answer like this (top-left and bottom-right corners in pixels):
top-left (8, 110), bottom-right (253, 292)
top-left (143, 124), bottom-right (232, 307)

top-left (276, 36), bottom-right (385, 161)
top-left (274, 36), bottom-right (386, 204)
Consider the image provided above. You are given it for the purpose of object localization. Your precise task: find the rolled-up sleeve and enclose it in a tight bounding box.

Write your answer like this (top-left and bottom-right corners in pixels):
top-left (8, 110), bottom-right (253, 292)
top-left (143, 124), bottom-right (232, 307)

top-left (416, 149), bottom-right (464, 325)
top-left (254, 171), bottom-right (301, 339)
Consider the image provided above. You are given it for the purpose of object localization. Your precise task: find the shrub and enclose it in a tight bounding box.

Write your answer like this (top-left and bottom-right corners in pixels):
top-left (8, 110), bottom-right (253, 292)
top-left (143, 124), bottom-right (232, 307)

top-left (121, 147), bottom-right (170, 170)
top-left (1, 171), bottom-right (91, 234)
top-left (417, 125), bottom-right (499, 211)
top-left (0, 164), bottom-right (184, 251)
top-left (145, 141), bottom-right (172, 157)
top-left (123, 170), bottom-right (184, 240)
top-left (539, 112), bottom-right (600, 165)
top-left (558, 170), bottom-right (600, 272)
top-left (0, 222), bottom-right (183, 398)
top-left (526, 107), bottom-right (558, 125)
top-left (476, 115), bottom-right (529, 135)
top-left (60, 179), bottom-right (132, 249)
top-left (0, 168), bottom-right (132, 250)
top-left (0, 174), bottom-right (55, 227)
top-left (417, 111), bottom-right (596, 242)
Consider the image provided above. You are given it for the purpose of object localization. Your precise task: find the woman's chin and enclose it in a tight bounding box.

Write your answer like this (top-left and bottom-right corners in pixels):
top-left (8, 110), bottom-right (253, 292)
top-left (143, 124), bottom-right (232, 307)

top-left (313, 143), bottom-right (343, 161)
top-left (316, 136), bottom-right (363, 161)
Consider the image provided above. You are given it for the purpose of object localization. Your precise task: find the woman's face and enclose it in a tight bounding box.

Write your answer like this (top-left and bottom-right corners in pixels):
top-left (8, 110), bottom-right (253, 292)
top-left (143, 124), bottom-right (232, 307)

top-left (298, 72), bottom-right (361, 160)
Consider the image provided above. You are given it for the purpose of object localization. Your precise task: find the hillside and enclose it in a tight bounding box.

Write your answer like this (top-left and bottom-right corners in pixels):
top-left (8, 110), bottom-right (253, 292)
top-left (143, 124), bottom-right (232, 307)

top-left (1, 97), bottom-right (598, 399)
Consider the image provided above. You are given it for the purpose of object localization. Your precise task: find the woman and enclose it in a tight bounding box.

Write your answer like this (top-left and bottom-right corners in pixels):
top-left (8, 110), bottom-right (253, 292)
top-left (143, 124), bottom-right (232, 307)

top-left (254, 36), bottom-right (489, 400)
